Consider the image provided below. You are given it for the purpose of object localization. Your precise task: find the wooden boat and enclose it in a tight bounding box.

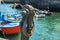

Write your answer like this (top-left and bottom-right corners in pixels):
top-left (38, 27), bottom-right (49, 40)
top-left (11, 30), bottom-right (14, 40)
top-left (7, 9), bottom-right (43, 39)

top-left (34, 9), bottom-right (52, 18)
top-left (1, 22), bottom-right (20, 35)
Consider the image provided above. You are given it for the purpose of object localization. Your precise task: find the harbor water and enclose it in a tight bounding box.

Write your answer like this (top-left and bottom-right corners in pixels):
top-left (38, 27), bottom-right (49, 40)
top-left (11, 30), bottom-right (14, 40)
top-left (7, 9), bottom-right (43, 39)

top-left (0, 4), bottom-right (60, 40)
top-left (30, 12), bottom-right (60, 40)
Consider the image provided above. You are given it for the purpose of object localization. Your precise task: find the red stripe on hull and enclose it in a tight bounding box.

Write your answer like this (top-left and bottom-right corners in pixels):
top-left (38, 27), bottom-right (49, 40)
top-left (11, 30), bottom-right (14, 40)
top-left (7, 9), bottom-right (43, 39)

top-left (2, 26), bottom-right (20, 35)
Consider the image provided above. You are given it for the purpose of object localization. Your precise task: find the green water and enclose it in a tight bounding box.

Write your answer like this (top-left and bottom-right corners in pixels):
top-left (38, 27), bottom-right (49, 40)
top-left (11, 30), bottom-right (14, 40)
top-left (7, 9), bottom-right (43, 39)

top-left (30, 12), bottom-right (60, 40)
top-left (0, 33), bottom-right (21, 40)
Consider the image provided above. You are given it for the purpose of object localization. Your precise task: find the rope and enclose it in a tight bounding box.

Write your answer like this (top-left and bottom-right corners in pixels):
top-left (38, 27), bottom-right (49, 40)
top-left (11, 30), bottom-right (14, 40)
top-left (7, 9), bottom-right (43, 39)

top-left (21, 8), bottom-right (34, 38)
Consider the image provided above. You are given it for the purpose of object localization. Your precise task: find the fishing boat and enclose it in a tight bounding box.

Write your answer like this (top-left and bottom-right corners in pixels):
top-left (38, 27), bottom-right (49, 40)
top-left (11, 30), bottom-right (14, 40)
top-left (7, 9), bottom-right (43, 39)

top-left (0, 12), bottom-right (22, 35)
top-left (0, 0), bottom-right (34, 40)
top-left (34, 9), bottom-right (52, 18)
top-left (0, 0), bottom-right (21, 35)
top-left (34, 9), bottom-right (46, 18)
top-left (2, 23), bottom-right (20, 35)
top-left (0, 14), bottom-right (21, 35)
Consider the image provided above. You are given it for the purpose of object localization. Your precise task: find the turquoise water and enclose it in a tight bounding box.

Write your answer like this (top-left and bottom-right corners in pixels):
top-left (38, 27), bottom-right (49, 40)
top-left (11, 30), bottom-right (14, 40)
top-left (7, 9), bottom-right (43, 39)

top-left (1, 4), bottom-right (60, 40)
top-left (30, 13), bottom-right (60, 40)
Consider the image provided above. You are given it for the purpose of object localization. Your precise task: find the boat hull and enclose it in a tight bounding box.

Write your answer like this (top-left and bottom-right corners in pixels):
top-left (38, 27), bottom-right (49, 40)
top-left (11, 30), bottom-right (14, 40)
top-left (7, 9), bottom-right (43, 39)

top-left (2, 26), bottom-right (20, 35)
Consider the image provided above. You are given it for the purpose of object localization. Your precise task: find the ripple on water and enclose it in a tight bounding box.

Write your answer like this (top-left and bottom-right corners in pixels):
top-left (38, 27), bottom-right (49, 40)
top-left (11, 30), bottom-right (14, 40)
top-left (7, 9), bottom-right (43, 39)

top-left (30, 13), bottom-right (60, 40)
